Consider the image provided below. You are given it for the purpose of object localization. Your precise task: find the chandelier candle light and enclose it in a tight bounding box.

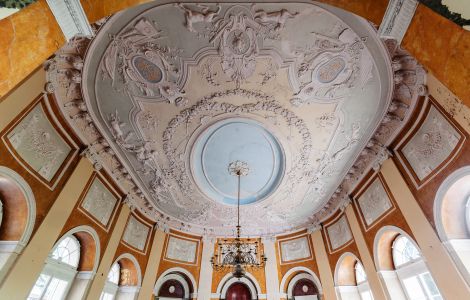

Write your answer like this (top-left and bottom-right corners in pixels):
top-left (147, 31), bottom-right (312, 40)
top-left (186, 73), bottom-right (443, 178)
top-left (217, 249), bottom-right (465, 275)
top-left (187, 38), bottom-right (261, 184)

top-left (210, 161), bottom-right (267, 278)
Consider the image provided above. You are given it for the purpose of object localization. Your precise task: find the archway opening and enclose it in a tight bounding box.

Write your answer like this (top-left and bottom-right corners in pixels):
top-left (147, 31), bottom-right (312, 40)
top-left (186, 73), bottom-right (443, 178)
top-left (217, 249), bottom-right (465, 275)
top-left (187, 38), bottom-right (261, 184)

top-left (291, 277), bottom-right (319, 300)
top-left (155, 271), bottom-right (194, 300)
top-left (226, 282), bottom-right (252, 300)
top-left (375, 226), bottom-right (442, 300)
top-left (0, 169), bottom-right (35, 283)
top-left (334, 253), bottom-right (372, 300)
top-left (101, 253), bottom-right (142, 300)
top-left (434, 168), bottom-right (470, 285)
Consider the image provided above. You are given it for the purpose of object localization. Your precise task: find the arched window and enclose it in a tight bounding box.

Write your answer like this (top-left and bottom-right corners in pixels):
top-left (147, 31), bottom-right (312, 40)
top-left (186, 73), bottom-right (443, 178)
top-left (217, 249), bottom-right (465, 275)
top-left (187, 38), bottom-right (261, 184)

top-left (335, 253), bottom-right (373, 300)
top-left (101, 254), bottom-right (142, 300)
top-left (375, 227), bottom-right (445, 299)
top-left (27, 235), bottom-right (80, 300)
top-left (466, 196), bottom-right (470, 234)
top-left (0, 167), bottom-right (35, 283)
top-left (355, 262), bottom-right (367, 284)
top-left (108, 262), bottom-right (120, 285)
top-left (434, 166), bottom-right (470, 285)
top-left (100, 262), bottom-right (120, 300)
top-left (51, 236), bottom-right (80, 267)
top-left (392, 235), bottom-right (421, 268)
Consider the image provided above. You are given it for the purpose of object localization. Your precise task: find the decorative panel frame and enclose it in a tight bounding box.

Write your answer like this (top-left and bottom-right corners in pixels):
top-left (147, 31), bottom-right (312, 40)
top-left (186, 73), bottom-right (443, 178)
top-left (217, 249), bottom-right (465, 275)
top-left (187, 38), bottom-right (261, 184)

top-left (395, 98), bottom-right (466, 188)
top-left (77, 173), bottom-right (120, 231)
top-left (163, 233), bottom-right (200, 266)
top-left (353, 173), bottom-right (396, 231)
top-left (277, 233), bottom-right (313, 265)
top-left (324, 213), bottom-right (353, 254)
top-left (1, 94), bottom-right (79, 189)
top-left (121, 213), bottom-right (152, 254)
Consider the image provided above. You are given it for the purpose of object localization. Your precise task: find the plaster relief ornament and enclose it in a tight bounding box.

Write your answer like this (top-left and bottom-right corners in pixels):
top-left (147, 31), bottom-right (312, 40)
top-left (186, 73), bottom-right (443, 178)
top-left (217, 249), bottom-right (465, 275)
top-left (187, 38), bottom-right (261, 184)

top-left (100, 18), bottom-right (186, 106)
top-left (280, 236), bottom-right (311, 262)
top-left (177, 4), bottom-right (221, 33)
top-left (7, 104), bottom-right (71, 181)
top-left (45, 2), bottom-right (416, 236)
top-left (291, 29), bottom-right (373, 105)
top-left (166, 236), bottom-right (198, 263)
top-left (81, 177), bottom-right (118, 226)
top-left (327, 215), bottom-right (352, 251)
top-left (122, 215), bottom-right (150, 251)
top-left (357, 177), bottom-right (392, 226)
top-left (176, 5), bottom-right (299, 87)
top-left (402, 105), bottom-right (461, 180)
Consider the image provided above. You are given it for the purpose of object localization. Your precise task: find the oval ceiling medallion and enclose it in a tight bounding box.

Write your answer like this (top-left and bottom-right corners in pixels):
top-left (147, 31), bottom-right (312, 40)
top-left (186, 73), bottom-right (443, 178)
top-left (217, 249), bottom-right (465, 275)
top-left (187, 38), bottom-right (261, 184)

top-left (316, 56), bottom-right (346, 84)
top-left (191, 118), bottom-right (285, 205)
top-left (132, 56), bottom-right (163, 83)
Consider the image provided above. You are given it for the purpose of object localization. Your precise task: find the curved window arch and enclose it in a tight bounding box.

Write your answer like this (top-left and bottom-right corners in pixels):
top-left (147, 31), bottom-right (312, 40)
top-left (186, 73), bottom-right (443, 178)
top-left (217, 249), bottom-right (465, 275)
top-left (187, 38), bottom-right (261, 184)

top-left (27, 226), bottom-right (99, 300)
top-left (375, 227), bottom-right (442, 300)
top-left (434, 166), bottom-right (470, 285)
top-left (108, 262), bottom-right (120, 285)
top-left (27, 235), bottom-right (81, 300)
top-left (355, 262), bottom-right (367, 285)
top-left (466, 196), bottom-right (470, 234)
top-left (51, 236), bottom-right (80, 267)
top-left (101, 254), bottom-right (141, 300)
top-left (334, 253), bottom-right (373, 300)
top-left (100, 262), bottom-right (120, 300)
top-left (392, 235), bottom-right (421, 268)
top-left (0, 167), bottom-right (36, 283)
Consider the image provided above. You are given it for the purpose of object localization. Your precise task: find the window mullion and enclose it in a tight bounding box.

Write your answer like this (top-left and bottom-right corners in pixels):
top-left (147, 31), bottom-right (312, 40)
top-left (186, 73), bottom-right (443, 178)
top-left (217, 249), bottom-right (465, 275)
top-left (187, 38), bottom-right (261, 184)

top-left (40, 276), bottom-right (54, 300)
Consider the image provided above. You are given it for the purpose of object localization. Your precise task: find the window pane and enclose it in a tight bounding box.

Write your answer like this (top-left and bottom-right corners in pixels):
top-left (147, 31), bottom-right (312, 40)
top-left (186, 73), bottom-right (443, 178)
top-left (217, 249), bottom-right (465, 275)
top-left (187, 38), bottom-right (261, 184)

top-left (393, 236), bottom-right (421, 267)
top-left (107, 262), bottom-right (120, 284)
top-left (355, 262), bottom-right (367, 284)
top-left (360, 290), bottom-right (373, 300)
top-left (28, 274), bottom-right (51, 300)
top-left (403, 276), bottom-right (426, 300)
top-left (419, 272), bottom-right (442, 299)
top-left (51, 236), bottom-right (80, 267)
top-left (42, 278), bottom-right (68, 300)
top-left (100, 292), bottom-right (115, 300)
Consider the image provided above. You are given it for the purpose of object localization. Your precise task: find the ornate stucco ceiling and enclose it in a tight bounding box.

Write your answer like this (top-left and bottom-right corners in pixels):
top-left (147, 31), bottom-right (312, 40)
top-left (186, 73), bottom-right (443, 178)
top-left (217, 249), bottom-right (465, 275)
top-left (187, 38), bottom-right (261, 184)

top-left (46, 1), bottom-right (404, 236)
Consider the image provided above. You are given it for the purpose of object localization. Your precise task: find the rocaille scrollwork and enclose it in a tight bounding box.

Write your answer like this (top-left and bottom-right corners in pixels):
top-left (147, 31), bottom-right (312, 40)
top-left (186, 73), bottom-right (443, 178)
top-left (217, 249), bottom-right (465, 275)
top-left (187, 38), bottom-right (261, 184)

top-left (44, 3), bottom-right (426, 236)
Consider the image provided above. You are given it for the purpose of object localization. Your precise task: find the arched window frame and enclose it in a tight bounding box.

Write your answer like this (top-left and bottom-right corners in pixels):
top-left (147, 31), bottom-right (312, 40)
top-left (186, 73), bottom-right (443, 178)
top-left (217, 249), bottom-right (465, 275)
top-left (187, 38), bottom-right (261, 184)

top-left (27, 234), bottom-right (81, 300)
top-left (355, 262), bottom-right (372, 300)
top-left (50, 235), bottom-right (81, 268)
top-left (334, 253), bottom-right (372, 300)
top-left (0, 167), bottom-right (36, 283)
top-left (392, 235), bottom-right (422, 269)
top-left (0, 199), bottom-right (3, 228)
top-left (434, 166), bottom-right (470, 285)
top-left (100, 262), bottom-right (120, 300)
top-left (388, 234), bottom-right (442, 300)
top-left (465, 196), bottom-right (470, 234)
top-left (354, 262), bottom-right (367, 285)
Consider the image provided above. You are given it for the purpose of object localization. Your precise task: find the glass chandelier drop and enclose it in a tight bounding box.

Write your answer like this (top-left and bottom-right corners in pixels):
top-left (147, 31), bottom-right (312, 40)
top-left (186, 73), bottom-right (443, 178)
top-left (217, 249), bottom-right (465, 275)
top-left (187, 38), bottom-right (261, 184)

top-left (210, 161), bottom-right (267, 278)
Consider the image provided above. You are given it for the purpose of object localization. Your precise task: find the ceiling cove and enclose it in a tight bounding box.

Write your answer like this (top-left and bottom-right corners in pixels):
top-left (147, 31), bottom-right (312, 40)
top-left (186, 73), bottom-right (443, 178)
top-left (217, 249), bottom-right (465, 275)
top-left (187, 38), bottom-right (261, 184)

top-left (45, 1), bottom-right (426, 236)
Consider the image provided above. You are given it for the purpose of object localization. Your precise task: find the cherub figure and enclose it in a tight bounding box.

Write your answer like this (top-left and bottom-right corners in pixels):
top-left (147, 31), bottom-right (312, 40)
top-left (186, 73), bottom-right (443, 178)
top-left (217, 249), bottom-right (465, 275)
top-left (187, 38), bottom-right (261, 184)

top-left (177, 3), bottom-right (221, 33)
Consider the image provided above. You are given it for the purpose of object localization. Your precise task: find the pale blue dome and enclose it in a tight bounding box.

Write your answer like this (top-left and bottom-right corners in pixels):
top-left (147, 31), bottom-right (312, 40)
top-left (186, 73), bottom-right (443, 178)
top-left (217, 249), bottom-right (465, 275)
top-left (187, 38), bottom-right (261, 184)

top-left (191, 118), bottom-right (285, 205)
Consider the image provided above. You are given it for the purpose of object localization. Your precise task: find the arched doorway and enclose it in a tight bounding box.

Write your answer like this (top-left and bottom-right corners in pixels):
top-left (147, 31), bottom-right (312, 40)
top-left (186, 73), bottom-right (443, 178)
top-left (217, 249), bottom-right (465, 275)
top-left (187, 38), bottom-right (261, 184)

top-left (292, 278), bottom-right (319, 300)
top-left (158, 279), bottom-right (185, 299)
top-left (154, 270), bottom-right (194, 300)
top-left (226, 282), bottom-right (252, 300)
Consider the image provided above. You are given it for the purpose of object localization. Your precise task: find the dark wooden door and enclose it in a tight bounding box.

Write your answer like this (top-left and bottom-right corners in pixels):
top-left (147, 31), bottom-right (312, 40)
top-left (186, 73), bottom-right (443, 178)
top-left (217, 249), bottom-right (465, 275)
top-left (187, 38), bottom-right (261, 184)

top-left (226, 282), bottom-right (252, 300)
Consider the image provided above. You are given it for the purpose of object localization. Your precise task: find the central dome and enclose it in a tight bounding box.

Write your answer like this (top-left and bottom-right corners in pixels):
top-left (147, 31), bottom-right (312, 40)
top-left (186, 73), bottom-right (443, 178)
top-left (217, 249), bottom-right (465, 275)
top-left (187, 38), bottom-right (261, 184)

top-left (191, 118), bottom-right (285, 205)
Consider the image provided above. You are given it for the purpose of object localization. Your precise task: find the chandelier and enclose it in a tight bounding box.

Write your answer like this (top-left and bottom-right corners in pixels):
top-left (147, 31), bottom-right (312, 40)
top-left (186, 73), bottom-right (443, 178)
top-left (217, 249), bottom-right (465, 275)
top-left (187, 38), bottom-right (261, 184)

top-left (210, 161), bottom-right (267, 278)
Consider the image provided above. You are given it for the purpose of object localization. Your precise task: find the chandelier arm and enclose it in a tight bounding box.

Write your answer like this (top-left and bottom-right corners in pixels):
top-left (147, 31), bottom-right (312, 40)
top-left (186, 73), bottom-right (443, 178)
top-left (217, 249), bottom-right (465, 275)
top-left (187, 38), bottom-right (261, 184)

top-left (211, 161), bottom-right (266, 277)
